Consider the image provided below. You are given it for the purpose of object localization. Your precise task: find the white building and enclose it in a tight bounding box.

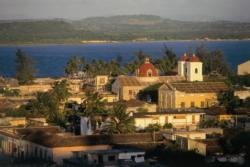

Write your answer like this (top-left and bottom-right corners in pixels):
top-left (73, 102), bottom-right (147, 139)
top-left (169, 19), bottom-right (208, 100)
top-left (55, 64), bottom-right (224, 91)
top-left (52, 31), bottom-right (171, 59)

top-left (178, 53), bottom-right (203, 82)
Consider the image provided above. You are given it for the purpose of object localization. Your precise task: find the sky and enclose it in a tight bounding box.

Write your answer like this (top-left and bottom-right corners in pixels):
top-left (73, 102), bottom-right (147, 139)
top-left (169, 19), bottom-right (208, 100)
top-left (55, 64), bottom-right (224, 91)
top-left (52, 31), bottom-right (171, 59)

top-left (0, 0), bottom-right (250, 22)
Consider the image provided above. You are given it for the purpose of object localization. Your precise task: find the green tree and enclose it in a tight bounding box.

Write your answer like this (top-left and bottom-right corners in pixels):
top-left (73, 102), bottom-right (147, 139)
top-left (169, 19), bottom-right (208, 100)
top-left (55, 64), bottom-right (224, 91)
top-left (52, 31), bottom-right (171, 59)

top-left (51, 79), bottom-right (71, 103)
top-left (218, 89), bottom-right (241, 112)
top-left (15, 49), bottom-right (36, 85)
top-left (83, 91), bottom-right (106, 130)
top-left (164, 123), bottom-right (173, 129)
top-left (154, 47), bottom-right (177, 75)
top-left (102, 103), bottom-right (135, 134)
top-left (79, 56), bottom-right (86, 71)
top-left (27, 80), bottom-right (70, 126)
top-left (195, 46), bottom-right (231, 76)
top-left (145, 123), bottom-right (161, 132)
top-left (65, 56), bottom-right (79, 77)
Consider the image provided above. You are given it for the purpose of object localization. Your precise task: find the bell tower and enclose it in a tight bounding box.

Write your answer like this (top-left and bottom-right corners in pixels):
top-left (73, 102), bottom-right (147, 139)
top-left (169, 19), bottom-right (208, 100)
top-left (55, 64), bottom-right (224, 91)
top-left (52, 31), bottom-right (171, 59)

top-left (186, 54), bottom-right (203, 81)
top-left (178, 53), bottom-right (203, 82)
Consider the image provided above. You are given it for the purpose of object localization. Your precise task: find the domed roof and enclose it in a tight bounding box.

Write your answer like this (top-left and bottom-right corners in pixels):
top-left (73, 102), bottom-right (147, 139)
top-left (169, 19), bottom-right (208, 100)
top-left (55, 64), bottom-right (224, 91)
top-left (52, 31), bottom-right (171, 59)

top-left (136, 58), bottom-right (159, 77)
top-left (189, 54), bottom-right (200, 62)
top-left (179, 53), bottom-right (189, 61)
top-left (178, 53), bottom-right (201, 62)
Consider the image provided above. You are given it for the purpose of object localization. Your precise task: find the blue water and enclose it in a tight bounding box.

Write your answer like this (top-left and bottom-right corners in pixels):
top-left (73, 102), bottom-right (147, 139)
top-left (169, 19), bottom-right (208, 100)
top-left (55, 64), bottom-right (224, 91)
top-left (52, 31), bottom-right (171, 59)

top-left (0, 41), bottom-right (249, 77)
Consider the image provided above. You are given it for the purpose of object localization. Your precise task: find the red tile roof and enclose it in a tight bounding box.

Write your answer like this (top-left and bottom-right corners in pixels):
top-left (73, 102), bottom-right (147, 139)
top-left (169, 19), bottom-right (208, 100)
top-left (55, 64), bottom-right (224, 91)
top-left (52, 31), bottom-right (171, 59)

top-left (137, 58), bottom-right (159, 77)
top-left (189, 54), bottom-right (200, 62)
top-left (179, 53), bottom-right (189, 61)
top-left (179, 54), bottom-right (201, 62)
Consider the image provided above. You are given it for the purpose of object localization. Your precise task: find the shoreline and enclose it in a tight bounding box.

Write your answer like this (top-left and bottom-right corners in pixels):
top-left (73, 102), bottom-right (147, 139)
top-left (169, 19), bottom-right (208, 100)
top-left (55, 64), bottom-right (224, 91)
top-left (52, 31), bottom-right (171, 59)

top-left (0, 38), bottom-right (250, 46)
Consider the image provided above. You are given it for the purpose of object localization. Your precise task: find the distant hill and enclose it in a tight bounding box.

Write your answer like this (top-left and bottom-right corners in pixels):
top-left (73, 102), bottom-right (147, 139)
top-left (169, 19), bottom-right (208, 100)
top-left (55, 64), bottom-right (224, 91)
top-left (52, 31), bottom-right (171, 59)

top-left (1, 15), bottom-right (250, 44)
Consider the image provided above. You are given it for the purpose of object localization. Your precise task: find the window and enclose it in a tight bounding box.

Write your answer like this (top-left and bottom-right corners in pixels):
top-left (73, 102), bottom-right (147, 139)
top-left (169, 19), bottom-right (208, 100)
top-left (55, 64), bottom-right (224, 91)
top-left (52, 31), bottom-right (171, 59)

top-left (201, 101), bottom-right (205, 108)
top-left (147, 69), bottom-right (152, 77)
top-left (192, 115), bottom-right (195, 124)
top-left (100, 78), bottom-right (105, 84)
top-left (191, 102), bottom-right (195, 107)
top-left (165, 116), bottom-right (168, 123)
top-left (108, 155), bottom-right (116, 162)
top-left (181, 102), bottom-right (185, 108)
top-left (174, 115), bottom-right (186, 119)
top-left (195, 68), bottom-right (198, 74)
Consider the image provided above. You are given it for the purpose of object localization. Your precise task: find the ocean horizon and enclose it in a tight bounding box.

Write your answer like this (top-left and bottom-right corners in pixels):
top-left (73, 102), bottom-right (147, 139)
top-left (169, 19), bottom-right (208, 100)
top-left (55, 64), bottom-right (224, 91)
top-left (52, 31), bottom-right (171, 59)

top-left (0, 40), bottom-right (249, 77)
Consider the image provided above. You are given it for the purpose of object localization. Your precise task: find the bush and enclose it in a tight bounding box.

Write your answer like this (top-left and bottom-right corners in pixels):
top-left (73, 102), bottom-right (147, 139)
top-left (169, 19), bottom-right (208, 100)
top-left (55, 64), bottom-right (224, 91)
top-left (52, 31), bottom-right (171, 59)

top-left (164, 123), bottom-right (173, 129)
top-left (145, 123), bottom-right (161, 132)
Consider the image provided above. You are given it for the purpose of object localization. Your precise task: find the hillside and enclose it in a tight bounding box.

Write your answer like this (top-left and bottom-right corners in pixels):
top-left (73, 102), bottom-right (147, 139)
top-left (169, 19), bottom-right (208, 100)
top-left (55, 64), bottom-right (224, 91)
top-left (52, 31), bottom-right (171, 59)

top-left (1, 15), bottom-right (250, 44)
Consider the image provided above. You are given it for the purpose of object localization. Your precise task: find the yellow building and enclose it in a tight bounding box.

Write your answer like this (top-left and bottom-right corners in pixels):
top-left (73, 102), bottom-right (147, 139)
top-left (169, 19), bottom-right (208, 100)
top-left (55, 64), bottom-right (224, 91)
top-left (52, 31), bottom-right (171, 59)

top-left (237, 60), bottom-right (250, 75)
top-left (101, 92), bottom-right (119, 103)
top-left (95, 75), bottom-right (109, 92)
top-left (158, 82), bottom-right (228, 110)
top-left (112, 55), bottom-right (205, 101)
top-left (134, 111), bottom-right (205, 130)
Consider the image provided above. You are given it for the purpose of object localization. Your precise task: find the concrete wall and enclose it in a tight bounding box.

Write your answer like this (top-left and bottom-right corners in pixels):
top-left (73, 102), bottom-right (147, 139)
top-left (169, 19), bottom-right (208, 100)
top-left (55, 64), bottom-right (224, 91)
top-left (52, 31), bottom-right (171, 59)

top-left (158, 87), bottom-right (218, 110)
top-left (52, 145), bottom-right (111, 165)
top-left (238, 60), bottom-right (250, 75)
top-left (134, 113), bottom-right (203, 130)
top-left (186, 62), bottom-right (203, 81)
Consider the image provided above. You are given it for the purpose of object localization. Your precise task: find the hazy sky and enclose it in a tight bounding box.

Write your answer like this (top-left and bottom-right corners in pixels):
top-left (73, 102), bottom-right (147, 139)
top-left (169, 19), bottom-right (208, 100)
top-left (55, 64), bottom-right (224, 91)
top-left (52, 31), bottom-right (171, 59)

top-left (0, 0), bottom-right (250, 21)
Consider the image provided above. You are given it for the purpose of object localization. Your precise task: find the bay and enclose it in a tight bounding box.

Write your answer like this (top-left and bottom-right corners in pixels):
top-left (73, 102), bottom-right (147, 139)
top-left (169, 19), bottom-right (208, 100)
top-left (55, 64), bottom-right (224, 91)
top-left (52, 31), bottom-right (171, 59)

top-left (0, 40), bottom-right (249, 77)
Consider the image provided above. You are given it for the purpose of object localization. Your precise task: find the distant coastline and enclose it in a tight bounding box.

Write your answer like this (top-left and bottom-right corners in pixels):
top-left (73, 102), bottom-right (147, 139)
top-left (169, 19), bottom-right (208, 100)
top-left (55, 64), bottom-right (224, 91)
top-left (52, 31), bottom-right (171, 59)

top-left (1, 38), bottom-right (250, 46)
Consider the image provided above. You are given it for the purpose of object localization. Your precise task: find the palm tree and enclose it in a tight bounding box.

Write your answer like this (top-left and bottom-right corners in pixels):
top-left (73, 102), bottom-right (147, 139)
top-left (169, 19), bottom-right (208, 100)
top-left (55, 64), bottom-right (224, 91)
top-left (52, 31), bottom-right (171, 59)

top-left (83, 91), bottom-right (106, 130)
top-left (102, 103), bottom-right (135, 134)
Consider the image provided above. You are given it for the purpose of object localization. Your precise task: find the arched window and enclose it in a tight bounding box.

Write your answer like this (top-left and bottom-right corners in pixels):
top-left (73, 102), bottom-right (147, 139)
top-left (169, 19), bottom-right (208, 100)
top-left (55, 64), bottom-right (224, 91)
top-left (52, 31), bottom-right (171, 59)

top-left (195, 68), bottom-right (198, 74)
top-left (147, 69), bottom-right (152, 77)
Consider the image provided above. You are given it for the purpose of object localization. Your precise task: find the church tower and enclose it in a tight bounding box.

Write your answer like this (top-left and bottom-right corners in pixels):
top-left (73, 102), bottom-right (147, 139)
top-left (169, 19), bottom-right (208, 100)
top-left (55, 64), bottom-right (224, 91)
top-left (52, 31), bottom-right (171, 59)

top-left (178, 53), bottom-right (203, 82)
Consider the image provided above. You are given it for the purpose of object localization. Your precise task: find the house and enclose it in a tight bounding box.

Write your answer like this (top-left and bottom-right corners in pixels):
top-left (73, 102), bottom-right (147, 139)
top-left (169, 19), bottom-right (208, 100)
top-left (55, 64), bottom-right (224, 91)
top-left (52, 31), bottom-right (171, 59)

top-left (178, 53), bottom-right (203, 81)
top-left (162, 130), bottom-right (206, 141)
top-left (234, 87), bottom-right (250, 100)
top-left (237, 60), bottom-right (250, 75)
top-left (158, 82), bottom-right (228, 110)
top-left (64, 148), bottom-right (145, 166)
top-left (112, 58), bottom-right (185, 101)
top-left (101, 92), bottom-right (119, 103)
top-left (0, 127), bottom-right (163, 165)
top-left (95, 75), bottom-right (109, 92)
top-left (133, 110), bottom-right (205, 130)
top-left (176, 136), bottom-right (222, 156)
top-left (105, 99), bottom-right (157, 113)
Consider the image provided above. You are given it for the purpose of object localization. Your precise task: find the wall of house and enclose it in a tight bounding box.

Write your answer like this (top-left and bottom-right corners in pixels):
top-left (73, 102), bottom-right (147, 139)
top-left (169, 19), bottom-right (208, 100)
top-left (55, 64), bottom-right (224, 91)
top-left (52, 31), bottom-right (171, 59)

top-left (12, 84), bottom-right (52, 96)
top-left (176, 136), bottom-right (206, 156)
top-left (159, 88), bottom-right (218, 110)
top-left (175, 91), bottom-right (218, 109)
top-left (238, 61), bottom-right (250, 75)
top-left (52, 145), bottom-right (111, 165)
top-left (121, 86), bottom-right (146, 101)
top-left (187, 139), bottom-right (206, 156)
top-left (95, 75), bottom-right (109, 91)
top-left (134, 113), bottom-right (203, 130)
top-left (234, 90), bottom-right (250, 100)
top-left (101, 93), bottom-right (118, 103)
top-left (186, 62), bottom-right (203, 81)
top-left (0, 134), bottom-right (53, 161)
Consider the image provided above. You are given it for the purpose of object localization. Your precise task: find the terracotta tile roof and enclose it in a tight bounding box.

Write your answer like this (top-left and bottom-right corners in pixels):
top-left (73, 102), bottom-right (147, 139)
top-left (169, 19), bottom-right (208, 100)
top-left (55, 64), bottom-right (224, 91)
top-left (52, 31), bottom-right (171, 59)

top-left (117, 75), bottom-right (185, 87)
top-left (2, 128), bottom-right (163, 147)
top-left (168, 82), bottom-right (228, 93)
top-left (106, 99), bottom-right (145, 107)
top-left (179, 53), bottom-right (189, 61)
top-left (137, 58), bottom-right (159, 77)
top-left (189, 54), bottom-right (200, 62)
